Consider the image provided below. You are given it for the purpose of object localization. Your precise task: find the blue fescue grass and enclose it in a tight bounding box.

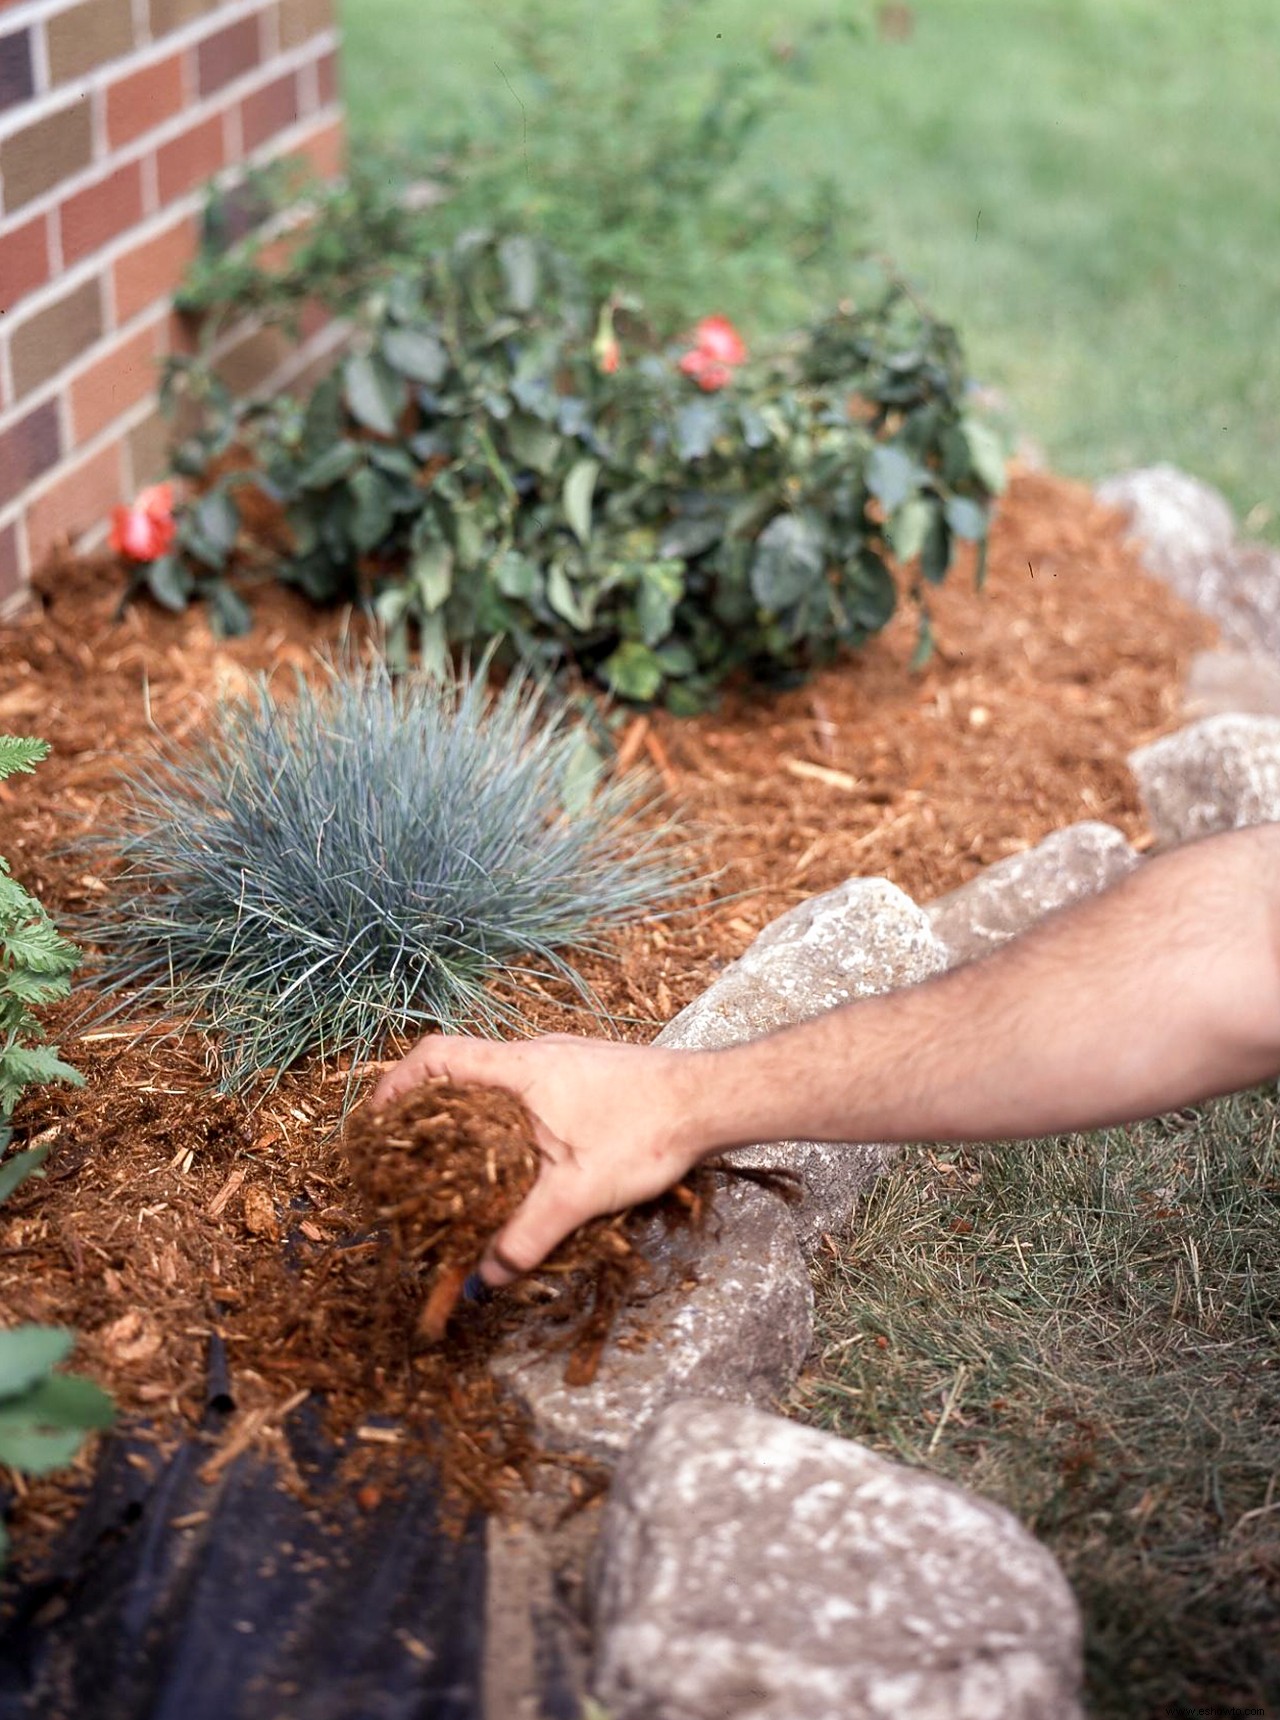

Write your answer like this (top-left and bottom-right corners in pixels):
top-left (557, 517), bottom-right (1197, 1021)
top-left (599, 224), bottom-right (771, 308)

top-left (86, 661), bottom-right (692, 1092)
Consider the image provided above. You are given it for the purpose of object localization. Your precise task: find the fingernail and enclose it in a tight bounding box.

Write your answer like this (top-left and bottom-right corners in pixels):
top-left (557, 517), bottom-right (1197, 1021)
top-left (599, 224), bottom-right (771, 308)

top-left (461, 1272), bottom-right (493, 1305)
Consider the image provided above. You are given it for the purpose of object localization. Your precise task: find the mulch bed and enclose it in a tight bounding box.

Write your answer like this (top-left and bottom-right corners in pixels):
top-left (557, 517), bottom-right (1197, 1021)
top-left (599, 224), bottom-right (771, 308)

top-left (0, 466), bottom-right (1214, 1559)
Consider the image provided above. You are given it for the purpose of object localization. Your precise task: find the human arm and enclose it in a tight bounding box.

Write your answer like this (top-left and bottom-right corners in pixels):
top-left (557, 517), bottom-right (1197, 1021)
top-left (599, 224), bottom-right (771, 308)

top-left (373, 822), bottom-right (1280, 1283)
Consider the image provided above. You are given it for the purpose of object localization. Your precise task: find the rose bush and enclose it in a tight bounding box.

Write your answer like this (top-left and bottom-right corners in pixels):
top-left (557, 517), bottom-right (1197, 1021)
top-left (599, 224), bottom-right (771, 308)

top-left (155, 231), bottom-right (1005, 709)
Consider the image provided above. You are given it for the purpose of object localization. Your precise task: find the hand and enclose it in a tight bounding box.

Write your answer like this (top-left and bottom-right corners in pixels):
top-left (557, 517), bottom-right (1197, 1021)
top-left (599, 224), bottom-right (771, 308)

top-left (371, 1034), bottom-right (709, 1285)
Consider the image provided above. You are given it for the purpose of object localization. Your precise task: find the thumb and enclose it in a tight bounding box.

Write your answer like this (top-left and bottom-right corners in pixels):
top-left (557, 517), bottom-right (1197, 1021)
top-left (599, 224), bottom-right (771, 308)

top-left (479, 1172), bottom-right (585, 1287)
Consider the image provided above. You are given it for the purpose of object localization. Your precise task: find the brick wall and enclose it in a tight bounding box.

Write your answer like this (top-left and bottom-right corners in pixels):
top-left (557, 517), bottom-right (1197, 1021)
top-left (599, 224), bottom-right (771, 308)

top-left (0, 0), bottom-right (344, 603)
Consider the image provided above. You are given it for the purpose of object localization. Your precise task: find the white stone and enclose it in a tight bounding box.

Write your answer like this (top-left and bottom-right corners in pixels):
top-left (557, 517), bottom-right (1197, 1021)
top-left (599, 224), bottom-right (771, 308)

top-left (658, 878), bottom-right (947, 1250)
top-left (1129, 713), bottom-right (1280, 846)
top-left (926, 822), bottom-right (1139, 968)
top-left (591, 1399), bottom-right (1084, 1720)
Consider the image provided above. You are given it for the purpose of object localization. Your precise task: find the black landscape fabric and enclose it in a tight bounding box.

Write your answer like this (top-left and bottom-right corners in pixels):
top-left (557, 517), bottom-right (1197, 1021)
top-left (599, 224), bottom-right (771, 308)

top-left (0, 1346), bottom-right (581, 1720)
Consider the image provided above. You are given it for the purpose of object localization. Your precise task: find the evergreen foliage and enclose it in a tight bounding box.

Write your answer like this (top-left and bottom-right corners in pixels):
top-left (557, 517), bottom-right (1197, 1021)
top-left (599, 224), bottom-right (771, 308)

top-left (0, 1153), bottom-right (114, 1575)
top-left (0, 738), bottom-right (83, 1151)
top-left (88, 662), bottom-right (693, 1091)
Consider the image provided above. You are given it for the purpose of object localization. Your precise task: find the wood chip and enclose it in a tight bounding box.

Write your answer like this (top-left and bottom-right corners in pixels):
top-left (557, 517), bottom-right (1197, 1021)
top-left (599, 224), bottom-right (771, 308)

top-left (783, 758), bottom-right (861, 791)
top-left (207, 1168), bottom-right (246, 1219)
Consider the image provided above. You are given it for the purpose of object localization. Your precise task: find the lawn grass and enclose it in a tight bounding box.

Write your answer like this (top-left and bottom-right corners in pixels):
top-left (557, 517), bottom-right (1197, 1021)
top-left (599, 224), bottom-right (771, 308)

top-left (788, 1090), bottom-right (1280, 1717)
top-left (339, 0), bottom-right (1280, 536)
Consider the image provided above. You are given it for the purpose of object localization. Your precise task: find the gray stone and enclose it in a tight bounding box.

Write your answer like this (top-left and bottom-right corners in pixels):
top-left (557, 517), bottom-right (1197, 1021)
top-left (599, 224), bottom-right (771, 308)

top-left (1184, 647), bottom-right (1280, 720)
top-left (1129, 713), bottom-right (1280, 846)
top-left (926, 821), bottom-right (1140, 968)
top-left (1097, 466), bottom-right (1280, 657)
top-left (657, 878), bottom-right (947, 1250)
top-left (1096, 464), bottom-right (1236, 566)
top-left (591, 1399), bottom-right (1084, 1720)
top-left (491, 1175), bottom-right (812, 1463)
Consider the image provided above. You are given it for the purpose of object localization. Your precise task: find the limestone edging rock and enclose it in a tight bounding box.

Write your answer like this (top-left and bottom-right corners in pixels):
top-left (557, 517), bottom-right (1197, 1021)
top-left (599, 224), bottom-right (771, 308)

top-left (926, 821), bottom-right (1139, 969)
top-left (1097, 464), bottom-right (1280, 659)
top-left (1129, 712), bottom-right (1280, 846)
top-left (658, 876), bottom-right (948, 1251)
top-left (590, 1398), bottom-right (1085, 1720)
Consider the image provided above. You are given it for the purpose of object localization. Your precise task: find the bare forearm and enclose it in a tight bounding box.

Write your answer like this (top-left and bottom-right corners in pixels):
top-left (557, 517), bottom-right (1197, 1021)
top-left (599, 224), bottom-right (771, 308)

top-left (684, 825), bottom-right (1280, 1155)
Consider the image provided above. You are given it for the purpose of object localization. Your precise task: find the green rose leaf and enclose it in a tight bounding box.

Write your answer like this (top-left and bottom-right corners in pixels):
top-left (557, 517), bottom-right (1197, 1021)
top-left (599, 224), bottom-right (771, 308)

top-left (146, 554), bottom-right (195, 612)
top-left (910, 610), bottom-right (936, 671)
top-left (344, 353), bottom-right (406, 437)
top-left (374, 585), bottom-right (411, 631)
top-left (889, 496), bottom-right (932, 564)
top-left (920, 505), bottom-right (951, 586)
top-left (602, 641), bottom-right (664, 703)
top-left (206, 582), bottom-right (253, 638)
top-left (560, 731), bottom-right (604, 817)
top-left (848, 551), bottom-right (897, 629)
top-left (944, 494), bottom-right (988, 542)
top-left (417, 609), bottom-right (450, 680)
top-left (381, 328), bottom-right (448, 386)
top-left (866, 443), bottom-right (923, 511)
top-left (674, 399), bottom-right (721, 463)
top-left (498, 234), bottom-right (540, 314)
top-left (750, 513), bottom-right (827, 612)
top-left (563, 458), bottom-right (599, 546)
top-left (192, 491), bottom-right (239, 560)
top-left (495, 552), bottom-right (542, 601)
top-left (636, 563), bottom-right (684, 647)
top-left (547, 562), bottom-right (592, 629)
top-left (413, 541), bottom-right (454, 614)
top-left (961, 415), bottom-right (1008, 495)
top-left (299, 440), bottom-right (361, 490)
top-left (350, 467), bottom-right (396, 553)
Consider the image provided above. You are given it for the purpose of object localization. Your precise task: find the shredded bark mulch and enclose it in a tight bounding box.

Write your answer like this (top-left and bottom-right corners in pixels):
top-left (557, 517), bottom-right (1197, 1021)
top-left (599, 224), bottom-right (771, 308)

top-left (0, 466), bottom-right (1215, 1558)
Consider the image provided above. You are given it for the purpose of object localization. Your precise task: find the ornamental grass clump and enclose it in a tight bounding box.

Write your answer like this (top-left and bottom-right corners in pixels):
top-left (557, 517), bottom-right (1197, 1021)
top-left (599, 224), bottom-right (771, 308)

top-left (88, 662), bottom-right (691, 1091)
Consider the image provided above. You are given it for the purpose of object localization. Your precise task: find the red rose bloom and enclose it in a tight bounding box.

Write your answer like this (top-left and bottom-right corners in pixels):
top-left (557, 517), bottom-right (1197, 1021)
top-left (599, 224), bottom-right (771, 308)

top-left (109, 483), bottom-right (177, 563)
top-left (677, 349), bottom-right (735, 392)
top-left (690, 315), bottom-right (747, 367)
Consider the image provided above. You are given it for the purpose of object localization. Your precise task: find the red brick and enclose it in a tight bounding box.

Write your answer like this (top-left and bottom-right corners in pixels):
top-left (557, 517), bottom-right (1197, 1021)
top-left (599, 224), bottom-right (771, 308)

top-left (277, 0), bottom-right (332, 50)
top-left (148, 0), bottom-right (221, 38)
top-left (241, 69), bottom-right (298, 153)
top-left (0, 27), bottom-right (34, 111)
top-left (0, 101), bottom-right (94, 212)
top-left (26, 439), bottom-right (126, 569)
top-left (0, 519), bottom-right (21, 603)
top-left (156, 110), bottom-right (226, 203)
top-left (113, 213), bottom-right (199, 323)
top-left (46, 0), bottom-right (134, 85)
top-left (10, 278), bottom-right (103, 398)
top-left (105, 51), bottom-right (186, 150)
top-left (298, 298), bottom-right (329, 341)
top-left (0, 213), bottom-right (50, 315)
top-left (196, 13), bottom-right (260, 96)
top-left (315, 47), bottom-right (338, 108)
top-left (59, 161), bottom-right (145, 266)
top-left (69, 316), bottom-right (164, 444)
top-left (0, 400), bottom-right (61, 509)
top-left (283, 115), bottom-right (344, 184)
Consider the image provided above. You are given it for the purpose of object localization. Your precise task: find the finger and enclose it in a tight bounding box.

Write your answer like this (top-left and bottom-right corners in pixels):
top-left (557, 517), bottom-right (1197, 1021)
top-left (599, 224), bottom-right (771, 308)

top-left (477, 1175), bottom-right (589, 1287)
top-left (371, 1034), bottom-right (516, 1110)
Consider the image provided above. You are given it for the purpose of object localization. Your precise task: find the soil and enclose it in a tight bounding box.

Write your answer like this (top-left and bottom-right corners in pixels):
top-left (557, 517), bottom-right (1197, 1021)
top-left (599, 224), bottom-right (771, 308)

top-left (0, 466), bottom-right (1215, 1562)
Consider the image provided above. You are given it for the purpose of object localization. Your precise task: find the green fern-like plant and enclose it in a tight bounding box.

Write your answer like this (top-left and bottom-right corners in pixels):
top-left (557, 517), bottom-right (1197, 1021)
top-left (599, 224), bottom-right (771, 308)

top-left (0, 1147), bottom-right (115, 1574)
top-left (0, 742), bottom-right (106, 1577)
top-left (0, 737), bottom-right (84, 1151)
